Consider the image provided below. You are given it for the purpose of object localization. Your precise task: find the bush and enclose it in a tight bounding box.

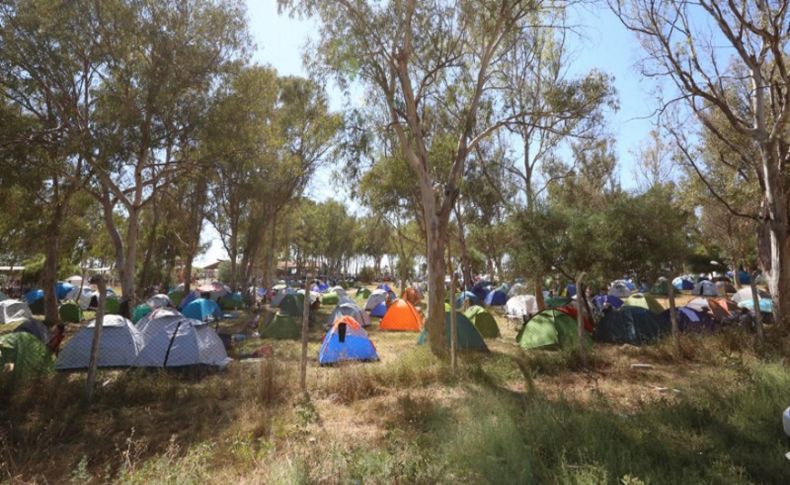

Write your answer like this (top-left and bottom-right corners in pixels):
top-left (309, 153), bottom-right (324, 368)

top-left (358, 266), bottom-right (375, 283)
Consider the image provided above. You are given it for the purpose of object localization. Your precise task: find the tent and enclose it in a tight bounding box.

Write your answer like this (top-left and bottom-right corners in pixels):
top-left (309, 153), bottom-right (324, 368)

top-left (0, 300), bottom-right (33, 325)
top-left (370, 301), bottom-right (388, 318)
top-left (714, 281), bottom-right (737, 295)
top-left (297, 289), bottom-right (322, 305)
top-left (658, 307), bottom-right (716, 333)
top-left (55, 282), bottom-right (74, 300)
top-left (555, 305), bottom-right (594, 333)
top-left (136, 308), bottom-right (182, 334)
top-left (356, 288), bottom-right (371, 299)
top-left (693, 280), bottom-right (718, 296)
top-left (686, 297), bottom-right (711, 313)
top-left (220, 292), bottom-right (244, 310)
top-left (176, 290), bottom-right (200, 311)
top-left (507, 283), bottom-right (528, 297)
top-left (65, 286), bottom-right (94, 310)
top-left (564, 284), bottom-right (577, 298)
top-left (327, 301), bottom-right (371, 328)
top-left (464, 305), bottom-right (500, 338)
top-left (364, 290), bottom-right (389, 311)
top-left (454, 291), bottom-right (480, 309)
top-left (148, 294), bottom-right (172, 309)
top-left (131, 304), bottom-right (153, 323)
top-left (608, 280), bottom-right (632, 298)
top-left (737, 298), bottom-right (773, 313)
top-left (25, 289), bottom-right (44, 305)
top-left (732, 287), bottom-right (770, 304)
top-left (134, 315), bottom-right (230, 368)
top-left (417, 311), bottom-right (487, 351)
top-left (278, 293), bottom-right (305, 317)
top-left (14, 319), bottom-right (49, 343)
top-left (379, 299), bottom-right (422, 331)
top-left (544, 296), bottom-right (571, 308)
top-left (401, 287), bottom-right (421, 306)
top-left (56, 315), bottom-right (144, 370)
top-left (0, 332), bottom-right (52, 381)
top-left (197, 282), bottom-right (230, 300)
top-left (272, 287), bottom-right (295, 307)
top-left (168, 289), bottom-right (185, 307)
top-left (0, 291), bottom-right (7, 302)
top-left (58, 301), bottom-right (82, 323)
top-left (592, 294), bottom-right (624, 312)
top-left (318, 315), bottom-right (379, 365)
top-left (65, 275), bottom-right (83, 285)
top-left (377, 283), bottom-right (393, 294)
top-left (593, 306), bottom-right (667, 345)
top-left (181, 298), bottom-right (222, 323)
top-left (259, 311), bottom-right (301, 340)
top-left (516, 309), bottom-right (589, 350)
top-left (104, 294), bottom-right (121, 315)
top-left (505, 294), bottom-right (538, 318)
top-left (622, 293), bottom-right (664, 314)
top-left (708, 298), bottom-right (738, 320)
top-left (672, 276), bottom-right (694, 291)
top-left (484, 289), bottom-right (508, 306)
top-left (321, 292), bottom-right (340, 306)
top-left (330, 286), bottom-right (347, 297)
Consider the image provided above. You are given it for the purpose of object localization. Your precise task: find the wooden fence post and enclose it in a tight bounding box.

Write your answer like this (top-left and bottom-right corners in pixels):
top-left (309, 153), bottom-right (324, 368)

top-left (299, 276), bottom-right (310, 393)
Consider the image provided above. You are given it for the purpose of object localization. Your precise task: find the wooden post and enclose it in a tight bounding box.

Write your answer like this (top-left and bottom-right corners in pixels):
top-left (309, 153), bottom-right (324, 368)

top-left (450, 261), bottom-right (457, 374)
top-left (85, 275), bottom-right (106, 403)
top-left (749, 271), bottom-right (764, 351)
top-left (668, 278), bottom-right (679, 357)
top-left (575, 272), bottom-right (587, 368)
top-left (299, 275), bottom-right (310, 393)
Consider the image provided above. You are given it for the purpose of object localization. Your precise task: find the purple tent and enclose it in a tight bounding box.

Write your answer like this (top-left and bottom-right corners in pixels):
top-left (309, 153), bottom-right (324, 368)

top-left (593, 295), bottom-right (624, 311)
top-left (658, 306), bottom-right (716, 333)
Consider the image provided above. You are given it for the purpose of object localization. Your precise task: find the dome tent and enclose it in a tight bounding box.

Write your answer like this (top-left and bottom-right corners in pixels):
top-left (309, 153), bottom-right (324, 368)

top-left (182, 298), bottom-right (222, 323)
top-left (277, 293), bottom-right (305, 317)
top-left (505, 294), bottom-right (538, 318)
top-left (56, 315), bottom-right (144, 370)
top-left (517, 309), bottom-right (589, 351)
top-left (370, 301), bottom-right (388, 318)
top-left (321, 292), bottom-right (340, 306)
top-left (622, 293), bottom-right (664, 314)
top-left (14, 319), bottom-right (49, 343)
top-left (131, 304), bottom-right (153, 323)
top-left (463, 305), bottom-right (500, 338)
top-left (593, 306), bottom-right (668, 345)
top-left (732, 287), bottom-right (770, 304)
top-left (484, 289), bottom-right (508, 306)
top-left (259, 311), bottom-right (301, 340)
top-left (58, 301), bottom-right (83, 323)
top-left (356, 287), bottom-right (371, 299)
top-left (693, 280), bottom-right (718, 296)
top-left (658, 307), bottom-right (716, 333)
top-left (0, 300), bottom-right (33, 325)
top-left (379, 299), bottom-right (422, 331)
top-left (608, 280), bottom-right (632, 298)
top-left (326, 301), bottom-right (371, 328)
top-left (318, 316), bottom-right (378, 365)
top-left (365, 289), bottom-right (389, 311)
top-left (454, 291), bottom-right (480, 309)
top-left (417, 311), bottom-right (487, 351)
top-left (0, 332), bottom-right (52, 382)
top-left (592, 294), bottom-right (624, 312)
top-left (134, 314), bottom-right (230, 368)
top-left (147, 294), bottom-right (172, 309)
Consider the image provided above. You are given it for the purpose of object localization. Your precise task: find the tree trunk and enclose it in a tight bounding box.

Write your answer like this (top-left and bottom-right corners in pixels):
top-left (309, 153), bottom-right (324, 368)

top-left (668, 280), bottom-right (679, 357)
top-left (763, 223), bottom-right (790, 330)
top-left (86, 276), bottom-right (107, 403)
top-left (575, 272), bottom-right (587, 368)
top-left (41, 213), bottom-right (62, 326)
top-left (120, 206), bottom-right (140, 316)
top-left (534, 277), bottom-right (546, 311)
top-left (425, 212), bottom-right (449, 358)
top-left (299, 276), bottom-right (310, 392)
top-left (750, 272), bottom-right (764, 350)
top-left (449, 250), bottom-right (457, 373)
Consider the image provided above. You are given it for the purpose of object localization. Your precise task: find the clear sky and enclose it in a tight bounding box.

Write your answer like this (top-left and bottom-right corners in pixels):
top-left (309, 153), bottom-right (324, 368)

top-left (197, 0), bottom-right (659, 265)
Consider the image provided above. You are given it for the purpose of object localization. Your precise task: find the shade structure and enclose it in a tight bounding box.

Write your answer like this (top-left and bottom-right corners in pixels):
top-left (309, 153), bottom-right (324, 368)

top-left (56, 315), bottom-right (144, 370)
top-left (318, 316), bottom-right (378, 365)
top-left (379, 299), bottom-right (422, 331)
top-left (593, 306), bottom-right (668, 345)
top-left (417, 311), bottom-right (487, 351)
top-left (516, 309), bottom-right (589, 350)
top-left (463, 305), bottom-right (500, 338)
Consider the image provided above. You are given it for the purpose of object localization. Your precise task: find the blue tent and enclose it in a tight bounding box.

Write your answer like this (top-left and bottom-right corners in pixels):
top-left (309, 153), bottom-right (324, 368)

top-left (177, 290), bottom-right (200, 311)
top-left (55, 282), bottom-right (74, 300)
top-left (484, 289), bottom-right (507, 306)
top-left (672, 277), bottom-right (694, 291)
top-left (737, 298), bottom-right (773, 313)
top-left (593, 295), bottom-right (624, 311)
top-left (257, 287), bottom-right (266, 297)
top-left (455, 291), bottom-right (480, 308)
top-left (370, 301), bottom-right (387, 317)
top-left (377, 283), bottom-right (392, 294)
top-left (658, 307), bottom-right (716, 333)
top-left (182, 298), bottom-right (222, 322)
top-left (318, 316), bottom-right (378, 365)
top-left (24, 289), bottom-right (44, 304)
top-left (565, 284), bottom-right (577, 297)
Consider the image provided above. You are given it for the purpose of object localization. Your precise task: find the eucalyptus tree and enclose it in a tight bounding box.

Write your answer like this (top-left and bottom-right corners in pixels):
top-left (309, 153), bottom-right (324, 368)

top-left (279, 0), bottom-right (546, 355)
top-left (611, 0), bottom-right (790, 327)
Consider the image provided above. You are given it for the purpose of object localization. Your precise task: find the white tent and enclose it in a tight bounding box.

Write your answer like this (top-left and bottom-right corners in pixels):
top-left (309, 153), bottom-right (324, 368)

top-left (65, 275), bottom-right (83, 285)
top-left (732, 287), bottom-right (770, 304)
top-left (146, 294), bottom-right (172, 309)
top-left (134, 314), bottom-right (230, 368)
top-left (507, 283), bottom-right (528, 297)
top-left (693, 280), bottom-right (718, 296)
top-left (326, 301), bottom-right (371, 328)
top-left (608, 280), bottom-right (632, 298)
top-left (65, 286), bottom-right (95, 310)
top-left (505, 294), bottom-right (538, 318)
top-left (686, 297), bottom-right (711, 313)
top-left (0, 299), bottom-right (33, 325)
top-left (136, 307), bottom-right (183, 334)
top-left (330, 286), bottom-right (347, 297)
top-left (56, 315), bottom-right (144, 370)
top-left (364, 290), bottom-right (388, 311)
top-left (272, 287), bottom-right (295, 307)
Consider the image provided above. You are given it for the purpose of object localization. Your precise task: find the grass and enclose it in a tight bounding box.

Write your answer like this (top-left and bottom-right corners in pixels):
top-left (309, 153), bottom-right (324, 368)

top-left (1, 292), bottom-right (789, 483)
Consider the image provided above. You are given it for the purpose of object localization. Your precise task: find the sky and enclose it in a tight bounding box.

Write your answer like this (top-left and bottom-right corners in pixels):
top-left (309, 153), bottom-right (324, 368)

top-left (196, 1), bottom-right (661, 265)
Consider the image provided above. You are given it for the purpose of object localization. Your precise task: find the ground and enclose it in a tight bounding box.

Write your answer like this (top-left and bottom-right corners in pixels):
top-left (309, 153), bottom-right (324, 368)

top-left (0, 288), bottom-right (788, 484)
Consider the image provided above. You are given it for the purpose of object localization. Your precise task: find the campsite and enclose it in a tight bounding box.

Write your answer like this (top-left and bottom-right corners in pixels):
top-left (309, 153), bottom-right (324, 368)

top-left (1, 1), bottom-right (790, 484)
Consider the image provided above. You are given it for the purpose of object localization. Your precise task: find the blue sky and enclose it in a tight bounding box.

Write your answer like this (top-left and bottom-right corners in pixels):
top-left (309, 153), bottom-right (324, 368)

top-left (198, 1), bottom-right (659, 264)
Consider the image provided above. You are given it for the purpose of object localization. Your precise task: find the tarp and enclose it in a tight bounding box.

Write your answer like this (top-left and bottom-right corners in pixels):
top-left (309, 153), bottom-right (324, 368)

top-left (379, 299), bottom-right (422, 331)
top-left (594, 306), bottom-right (668, 345)
top-left (56, 315), bottom-right (144, 370)
top-left (516, 309), bottom-right (589, 350)
top-left (417, 311), bottom-right (487, 351)
top-left (259, 312), bottom-right (301, 340)
top-left (181, 298), bottom-right (222, 323)
top-left (318, 315), bottom-right (378, 365)
top-left (464, 305), bottom-right (500, 338)
top-left (622, 293), bottom-right (664, 314)
top-left (0, 300), bottom-right (33, 325)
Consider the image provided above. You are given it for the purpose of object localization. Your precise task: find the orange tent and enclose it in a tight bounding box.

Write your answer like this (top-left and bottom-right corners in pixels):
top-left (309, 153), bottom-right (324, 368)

top-left (708, 298), bottom-right (738, 321)
top-left (379, 299), bottom-right (423, 331)
top-left (401, 287), bottom-right (421, 306)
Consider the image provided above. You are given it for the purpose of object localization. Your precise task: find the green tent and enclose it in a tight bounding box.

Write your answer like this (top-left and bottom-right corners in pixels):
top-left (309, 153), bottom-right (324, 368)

top-left (544, 296), bottom-right (571, 309)
top-left (516, 309), bottom-right (590, 350)
top-left (220, 294), bottom-right (244, 310)
top-left (278, 293), bottom-right (305, 317)
top-left (417, 312), bottom-right (487, 351)
top-left (259, 312), bottom-right (301, 340)
top-left (105, 295), bottom-right (121, 315)
top-left (464, 305), bottom-right (501, 338)
top-left (131, 303), bottom-right (152, 323)
top-left (168, 289), bottom-right (185, 307)
top-left (622, 293), bottom-right (664, 314)
top-left (58, 301), bottom-right (82, 323)
top-left (0, 332), bottom-right (52, 382)
top-left (356, 288), bottom-right (371, 299)
top-left (29, 298), bottom-right (45, 315)
top-left (321, 292), bottom-right (339, 306)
